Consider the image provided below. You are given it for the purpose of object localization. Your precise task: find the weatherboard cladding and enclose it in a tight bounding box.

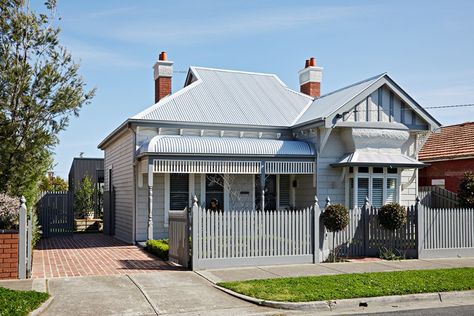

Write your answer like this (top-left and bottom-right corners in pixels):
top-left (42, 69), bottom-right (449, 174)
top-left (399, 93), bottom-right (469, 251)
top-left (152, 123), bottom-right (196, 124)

top-left (134, 67), bottom-right (313, 127)
top-left (140, 135), bottom-right (315, 157)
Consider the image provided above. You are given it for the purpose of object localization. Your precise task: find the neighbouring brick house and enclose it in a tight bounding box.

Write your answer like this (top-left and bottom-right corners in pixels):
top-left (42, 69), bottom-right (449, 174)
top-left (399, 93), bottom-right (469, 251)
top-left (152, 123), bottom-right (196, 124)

top-left (419, 122), bottom-right (474, 193)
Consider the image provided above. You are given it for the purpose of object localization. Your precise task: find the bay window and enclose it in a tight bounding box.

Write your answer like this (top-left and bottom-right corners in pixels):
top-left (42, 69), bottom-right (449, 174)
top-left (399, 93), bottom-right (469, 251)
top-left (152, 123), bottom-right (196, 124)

top-left (347, 167), bottom-right (400, 208)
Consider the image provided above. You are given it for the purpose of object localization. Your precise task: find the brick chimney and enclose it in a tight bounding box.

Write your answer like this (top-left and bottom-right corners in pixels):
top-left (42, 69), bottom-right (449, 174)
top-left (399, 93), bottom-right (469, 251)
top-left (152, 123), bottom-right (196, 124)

top-left (153, 51), bottom-right (173, 103)
top-left (298, 57), bottom-right (323, 98)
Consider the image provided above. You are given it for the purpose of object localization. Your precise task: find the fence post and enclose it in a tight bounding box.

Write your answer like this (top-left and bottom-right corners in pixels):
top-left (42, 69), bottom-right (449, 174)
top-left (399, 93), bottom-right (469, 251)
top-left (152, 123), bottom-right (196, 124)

top-left (191, 195), bottom-right (199, 270)
top-left (363, 196), bottom-right (370, 255)
top-left (18, 196), bottom-right (27, 279)
top-left (415, 196), bottom-right (424, 259)
top-left (312, 195), bottom-right (321, 263)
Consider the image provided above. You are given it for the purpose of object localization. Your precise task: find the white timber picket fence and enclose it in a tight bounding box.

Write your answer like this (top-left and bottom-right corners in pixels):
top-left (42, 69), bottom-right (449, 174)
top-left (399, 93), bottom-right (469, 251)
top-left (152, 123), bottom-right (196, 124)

top-left (168, 196), bottom-right (474, 270)
top-left (18, 196), bottom-right (33, 279)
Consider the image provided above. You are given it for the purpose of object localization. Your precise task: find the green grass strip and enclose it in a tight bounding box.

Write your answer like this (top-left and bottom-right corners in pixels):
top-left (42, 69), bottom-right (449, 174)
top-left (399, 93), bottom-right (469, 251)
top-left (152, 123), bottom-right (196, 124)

top-left (0, 287), bottom-right (49, 316)
top-left (218, 267), bottom-right (474, 302)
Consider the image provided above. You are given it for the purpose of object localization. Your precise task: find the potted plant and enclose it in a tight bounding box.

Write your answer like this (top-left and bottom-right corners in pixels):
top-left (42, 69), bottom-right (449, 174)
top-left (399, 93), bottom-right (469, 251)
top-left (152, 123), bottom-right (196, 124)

top-left (74, 175), bottom-right (95, 219)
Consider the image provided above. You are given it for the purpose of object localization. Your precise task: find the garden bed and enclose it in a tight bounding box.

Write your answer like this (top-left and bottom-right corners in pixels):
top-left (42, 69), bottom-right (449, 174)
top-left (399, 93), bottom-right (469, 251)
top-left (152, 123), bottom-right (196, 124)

top-left (218, 267), bottom-right (474, 302)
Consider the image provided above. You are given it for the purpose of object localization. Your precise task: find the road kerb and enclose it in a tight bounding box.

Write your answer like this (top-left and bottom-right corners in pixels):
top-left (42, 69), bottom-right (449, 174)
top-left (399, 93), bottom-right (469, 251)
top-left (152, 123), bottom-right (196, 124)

top-left (214, 285), bottom-right (474, 312)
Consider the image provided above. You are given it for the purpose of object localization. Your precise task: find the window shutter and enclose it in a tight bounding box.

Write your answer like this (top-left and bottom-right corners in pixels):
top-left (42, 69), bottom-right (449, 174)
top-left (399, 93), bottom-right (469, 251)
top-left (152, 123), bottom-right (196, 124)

top-left (372, 178), bottom-right (383, 208)
top-left (386, 178), bottom-right (397, 203)
top-left (357, 178), bottom-right (369, 207)
top-left (279, 175), bottom-right (290, 208)
top-left (170, 174), bottom-right (189, 210)
top-left (349, 178), bottom-right (354, 209)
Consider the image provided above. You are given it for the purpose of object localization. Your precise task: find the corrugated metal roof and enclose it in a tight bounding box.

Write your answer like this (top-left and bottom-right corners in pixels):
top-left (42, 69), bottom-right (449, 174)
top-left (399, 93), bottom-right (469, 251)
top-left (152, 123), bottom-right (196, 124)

top-left (294, 74), bottom-right (385, 126)
top-left (133, 67), bottom-right (313, 127)
top-left (332, 151), bottom-right (425, 168)
top-left (139, 135), bottom-right (315, 157)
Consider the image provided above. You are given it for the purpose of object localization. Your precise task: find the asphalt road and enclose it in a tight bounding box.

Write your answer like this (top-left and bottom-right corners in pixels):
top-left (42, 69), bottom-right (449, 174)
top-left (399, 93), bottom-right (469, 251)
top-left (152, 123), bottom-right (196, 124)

top-left (354, 305), bottom-right (474, 316)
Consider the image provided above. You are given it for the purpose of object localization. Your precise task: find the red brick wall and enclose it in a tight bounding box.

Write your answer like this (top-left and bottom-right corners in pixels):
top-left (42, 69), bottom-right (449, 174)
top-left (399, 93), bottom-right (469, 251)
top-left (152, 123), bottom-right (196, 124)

top-left (300, 81), bottom-right (320, 98)
top-left (0, 232), bottom-right (18, 279)
top-left (419, 158), bottom-right (474, 193)
top-left (155, 77), bottom-right (171, 103)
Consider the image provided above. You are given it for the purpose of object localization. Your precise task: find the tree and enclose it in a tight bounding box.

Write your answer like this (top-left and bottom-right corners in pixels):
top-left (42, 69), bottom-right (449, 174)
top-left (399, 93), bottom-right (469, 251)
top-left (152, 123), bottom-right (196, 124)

top-left (39, 174), bottom-right (68, 192)
top-left (74, 175), bottom-right (94, 218)
top-left (459, 172), bottom-right (474, 208)
top-left (0, 0), bottom-right (95, 204)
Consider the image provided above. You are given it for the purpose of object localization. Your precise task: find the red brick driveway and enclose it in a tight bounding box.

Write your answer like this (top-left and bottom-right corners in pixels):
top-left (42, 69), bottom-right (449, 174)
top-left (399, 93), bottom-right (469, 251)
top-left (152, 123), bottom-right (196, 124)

top-left (32, 234), bottom-right (173, 278)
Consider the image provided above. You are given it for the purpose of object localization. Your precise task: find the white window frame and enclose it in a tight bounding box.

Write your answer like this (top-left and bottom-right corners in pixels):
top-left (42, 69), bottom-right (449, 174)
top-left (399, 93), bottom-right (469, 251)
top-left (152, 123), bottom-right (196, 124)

top-left (346, 166), bottom-right (401, 209)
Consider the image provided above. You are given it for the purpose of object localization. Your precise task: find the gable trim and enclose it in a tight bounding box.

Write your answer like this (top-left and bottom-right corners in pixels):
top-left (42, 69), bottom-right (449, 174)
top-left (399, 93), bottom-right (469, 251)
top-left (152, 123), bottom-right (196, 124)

top-left (324, 75), bottom-right (441, 131)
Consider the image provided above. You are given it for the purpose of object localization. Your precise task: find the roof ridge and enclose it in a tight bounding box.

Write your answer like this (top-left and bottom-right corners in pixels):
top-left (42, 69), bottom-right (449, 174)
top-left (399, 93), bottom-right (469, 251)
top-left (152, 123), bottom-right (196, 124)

top-left (318, 72), bottom-right (387, 99)
top-left (192, 66), bottom-right (278, 77)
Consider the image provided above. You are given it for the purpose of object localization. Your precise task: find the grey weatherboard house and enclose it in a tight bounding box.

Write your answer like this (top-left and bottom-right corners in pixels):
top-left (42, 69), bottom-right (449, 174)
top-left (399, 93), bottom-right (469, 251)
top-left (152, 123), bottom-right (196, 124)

top-left (98, 52), bottom-right (441, 244)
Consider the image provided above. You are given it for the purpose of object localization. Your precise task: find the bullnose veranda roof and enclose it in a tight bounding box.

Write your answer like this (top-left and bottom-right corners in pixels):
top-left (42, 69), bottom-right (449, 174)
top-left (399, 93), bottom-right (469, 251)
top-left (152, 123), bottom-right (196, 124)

top-left (138, 135), bottom-right (315, 157)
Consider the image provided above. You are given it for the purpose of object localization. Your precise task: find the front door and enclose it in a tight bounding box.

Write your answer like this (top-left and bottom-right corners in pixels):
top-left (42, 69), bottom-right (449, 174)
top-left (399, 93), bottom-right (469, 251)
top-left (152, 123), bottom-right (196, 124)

top-left (255, 175), bottom-right (277, 211)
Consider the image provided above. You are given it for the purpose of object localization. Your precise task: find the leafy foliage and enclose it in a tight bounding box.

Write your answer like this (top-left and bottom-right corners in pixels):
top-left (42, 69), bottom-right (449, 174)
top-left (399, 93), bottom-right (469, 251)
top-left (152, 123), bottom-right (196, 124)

top-left (39, 175), bottom-right (68, 192)
top-left (0, 193), bottom-right (19, 229)
top-left (378, 203), bottom-right (407, 231)
top-left (145, 239), bottom-right (169, 260)
top-left (459, 171), bottom-right (474, 208)
top-left (322, 204), bottom-right (349, 232)
top-left (0, 286), bottom-right (49, 316)
top-left (74, 175), bottom-right (94, 217)
top-left (0, 0), bottom-right (95, 206)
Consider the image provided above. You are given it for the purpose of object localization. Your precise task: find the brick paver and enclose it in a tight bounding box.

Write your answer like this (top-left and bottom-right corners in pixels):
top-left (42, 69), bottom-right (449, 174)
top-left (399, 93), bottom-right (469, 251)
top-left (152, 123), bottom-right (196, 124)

top-left (32, 234), bottom-right (172, 278)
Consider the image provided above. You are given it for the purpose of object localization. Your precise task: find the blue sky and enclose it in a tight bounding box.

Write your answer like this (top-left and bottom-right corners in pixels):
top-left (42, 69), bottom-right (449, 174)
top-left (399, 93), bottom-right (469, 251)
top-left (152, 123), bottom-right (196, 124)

top-left (40, 0), bottom-right (474, 178)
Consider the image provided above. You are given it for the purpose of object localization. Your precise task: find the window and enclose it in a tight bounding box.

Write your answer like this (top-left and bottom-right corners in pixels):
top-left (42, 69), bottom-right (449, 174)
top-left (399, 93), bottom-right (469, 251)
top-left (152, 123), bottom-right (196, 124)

top-left (347, 167), bottom-right (400, 208)
top-left (170, 174), bottom-right (189, 210)
top-left (206, 174), bottom-right (224, 211)
top-left (279, 175), bottom-right (290, 208)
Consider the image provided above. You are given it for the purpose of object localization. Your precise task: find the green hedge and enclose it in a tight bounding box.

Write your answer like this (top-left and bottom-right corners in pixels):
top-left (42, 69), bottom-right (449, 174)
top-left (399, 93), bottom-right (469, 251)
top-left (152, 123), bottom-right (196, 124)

top-left (145, 239), bottom-right (169, 260)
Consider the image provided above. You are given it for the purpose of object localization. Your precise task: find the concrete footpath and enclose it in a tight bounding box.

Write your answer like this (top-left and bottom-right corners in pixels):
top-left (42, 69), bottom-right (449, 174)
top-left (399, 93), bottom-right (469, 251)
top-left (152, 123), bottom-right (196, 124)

top-left (197, 257), bottom-right (474, 283)
top-left (0, 258), bottom-right (473, 315)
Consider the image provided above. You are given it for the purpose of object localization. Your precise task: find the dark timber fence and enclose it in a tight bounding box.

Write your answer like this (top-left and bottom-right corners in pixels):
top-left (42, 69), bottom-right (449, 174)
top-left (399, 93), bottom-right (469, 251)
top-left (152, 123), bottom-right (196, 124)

top-left (37, 191), bottom-right (74, 237)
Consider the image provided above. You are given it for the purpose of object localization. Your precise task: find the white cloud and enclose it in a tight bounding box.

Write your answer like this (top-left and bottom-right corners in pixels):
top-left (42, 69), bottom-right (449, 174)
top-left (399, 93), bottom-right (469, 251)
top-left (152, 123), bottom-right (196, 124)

top-left (62, 39), bottom-right (147, 68)
top-left (101, 5), bottom-right (366, 44)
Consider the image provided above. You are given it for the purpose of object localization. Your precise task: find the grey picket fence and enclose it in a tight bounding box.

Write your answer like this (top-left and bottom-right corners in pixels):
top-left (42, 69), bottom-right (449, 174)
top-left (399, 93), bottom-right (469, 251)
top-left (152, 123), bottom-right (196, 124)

top-left (418, 205), bottom-right (474, 258)
top-left (191, 206), bottom-right (316, 269)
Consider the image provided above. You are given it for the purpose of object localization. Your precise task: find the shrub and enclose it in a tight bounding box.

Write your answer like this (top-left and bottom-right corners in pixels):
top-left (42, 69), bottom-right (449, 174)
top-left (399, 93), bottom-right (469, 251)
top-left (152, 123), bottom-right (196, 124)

top-left (0, 193), bottom-right (19, 229)
top-left (378, 203), bottom-right (407, 231)
top-left (146, 239), bottom-right (169, 260)
top-left (74, 175), bottom-right (94, 218)
top-left (322, 204), bottom-right (349, 232)
top-left (459, 172), bottom-right (474, 208)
